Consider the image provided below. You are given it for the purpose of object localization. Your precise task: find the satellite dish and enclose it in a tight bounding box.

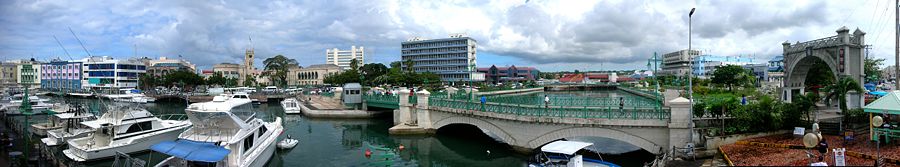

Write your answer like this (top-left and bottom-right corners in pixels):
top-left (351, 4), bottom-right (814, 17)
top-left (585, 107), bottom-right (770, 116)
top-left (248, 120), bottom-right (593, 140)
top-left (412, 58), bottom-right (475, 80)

top-left (803, 133), bottom-right (819, 148)
top-left (874, 116), bottom-right (884, 127)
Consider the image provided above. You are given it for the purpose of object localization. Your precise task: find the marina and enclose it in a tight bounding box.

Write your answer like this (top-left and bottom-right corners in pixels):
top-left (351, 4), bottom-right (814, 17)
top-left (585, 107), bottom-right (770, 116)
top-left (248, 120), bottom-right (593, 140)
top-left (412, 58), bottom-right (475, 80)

top-left (0, 92), bottom-right (656, 167)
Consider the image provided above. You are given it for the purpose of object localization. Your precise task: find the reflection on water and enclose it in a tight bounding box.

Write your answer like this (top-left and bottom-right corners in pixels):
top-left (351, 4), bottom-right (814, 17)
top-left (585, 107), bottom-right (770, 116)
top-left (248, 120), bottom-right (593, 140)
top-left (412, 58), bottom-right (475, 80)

top-left (26, 96), bottom-right (654, 167)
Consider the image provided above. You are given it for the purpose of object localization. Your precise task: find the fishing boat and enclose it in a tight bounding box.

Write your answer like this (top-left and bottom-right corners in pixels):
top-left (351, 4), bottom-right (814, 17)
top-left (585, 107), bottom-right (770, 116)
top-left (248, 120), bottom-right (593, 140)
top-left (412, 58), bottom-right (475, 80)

top-left (151, 93), bottom-right (284, 167)
top-left (62, 105), bottom-right (190, 161)
top-left (31, 104), bottom-right (96, 136)
top-left (529, 141), bottom-right (621, 167)
top-left (280, 98), bottom-right (301, 114)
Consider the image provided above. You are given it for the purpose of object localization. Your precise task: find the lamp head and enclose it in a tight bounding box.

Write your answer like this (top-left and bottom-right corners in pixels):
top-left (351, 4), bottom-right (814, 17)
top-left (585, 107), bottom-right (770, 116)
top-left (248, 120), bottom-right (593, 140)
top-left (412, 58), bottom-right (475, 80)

top-left (689, 8), bottom-right (696, 16)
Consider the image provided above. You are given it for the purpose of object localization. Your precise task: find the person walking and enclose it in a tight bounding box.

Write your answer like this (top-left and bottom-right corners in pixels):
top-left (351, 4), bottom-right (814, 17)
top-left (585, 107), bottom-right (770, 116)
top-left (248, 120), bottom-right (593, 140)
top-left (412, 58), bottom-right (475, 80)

top-left (480, 95), bottom-right (487, 111)
top-left (544, 95), bottom-right (550, 108)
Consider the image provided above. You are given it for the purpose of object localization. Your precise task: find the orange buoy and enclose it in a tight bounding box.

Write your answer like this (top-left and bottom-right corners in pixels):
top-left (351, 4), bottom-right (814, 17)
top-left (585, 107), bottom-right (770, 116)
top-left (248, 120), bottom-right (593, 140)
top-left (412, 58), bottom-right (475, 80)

top-left (398, 144), bottom-right (405, 151)
top-left (365, 149), bottom-right (372, 158)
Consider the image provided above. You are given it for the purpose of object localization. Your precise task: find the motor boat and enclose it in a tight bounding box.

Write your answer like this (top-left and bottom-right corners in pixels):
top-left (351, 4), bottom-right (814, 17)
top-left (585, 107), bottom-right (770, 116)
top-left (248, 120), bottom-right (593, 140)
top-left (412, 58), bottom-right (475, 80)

top-left (0, 94), bottom-right (56, 115)
top-left (277, 135), bottom-right (298, 149)
top-left (529, 141), bottom-right (620, 167)
top-left (31, 104), bottom-right (96, 136)
top-left (103, 89), bottom-right (156, 103)
top-left (280, 98), bottom-right (301, 114)
top-left (42, 104), bottom-right (100, 146)
top-left (67, 92), bottom-right (95, 98)
top-left (62, 105), bottom-right (190, 161)
top-left (151, 94), bottom-right (284, 167)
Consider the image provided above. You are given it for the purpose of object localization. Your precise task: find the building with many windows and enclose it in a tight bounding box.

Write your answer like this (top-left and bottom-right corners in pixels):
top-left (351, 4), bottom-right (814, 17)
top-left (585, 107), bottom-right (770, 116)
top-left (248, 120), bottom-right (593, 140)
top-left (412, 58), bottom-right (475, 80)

top-left (80, 56), bottom-right (146, 91)
top-left (691, 55), bottom-right (754, 78)
top-left (326, 46), bottom-right (365, 70)
top-left (401, 34), bottom-right (484, 82)
top-left (41, 59), bottom-right (82, 92)
top-left (0, 62), bottom-right (16, 87)
top-left (213, 63), bottom-right (242, 79)
top-left (287, 64), bottom-right (342, 86)
top-left (16, 60), bottom-right (41, 88)
top-left (477, 65), bottom-right (540, 84)
top-left (146, 57), bottom-right (196, 76)
top-left (660, 49), bottom-right (701, 76)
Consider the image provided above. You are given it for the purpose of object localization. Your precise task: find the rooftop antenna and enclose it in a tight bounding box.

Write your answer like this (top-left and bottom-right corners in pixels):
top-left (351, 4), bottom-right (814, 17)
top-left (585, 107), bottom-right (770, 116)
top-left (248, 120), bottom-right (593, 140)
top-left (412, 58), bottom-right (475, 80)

top-left (69, 27), bottom-right (92, 57)
top-left (53, 35), bottom-right (73, 61)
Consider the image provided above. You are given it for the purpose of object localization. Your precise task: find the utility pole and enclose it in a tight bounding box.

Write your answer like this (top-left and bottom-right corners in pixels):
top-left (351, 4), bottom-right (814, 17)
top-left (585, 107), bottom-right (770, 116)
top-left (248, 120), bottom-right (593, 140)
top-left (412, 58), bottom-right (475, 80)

top-left (688, 7), bottom-right (696, 145)
top-left (896, 0), bottom-right (899, 90)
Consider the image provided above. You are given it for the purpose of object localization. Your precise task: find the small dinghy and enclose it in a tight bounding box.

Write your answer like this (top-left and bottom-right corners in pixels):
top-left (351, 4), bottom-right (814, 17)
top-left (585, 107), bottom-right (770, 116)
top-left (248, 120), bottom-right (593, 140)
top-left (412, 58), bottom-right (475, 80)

top-left (278, 135), bottom-right (298, 149)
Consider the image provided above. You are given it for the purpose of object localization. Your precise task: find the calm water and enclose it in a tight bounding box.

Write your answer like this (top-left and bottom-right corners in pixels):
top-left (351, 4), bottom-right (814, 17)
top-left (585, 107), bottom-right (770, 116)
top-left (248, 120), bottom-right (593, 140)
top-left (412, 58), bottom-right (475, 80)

top-left (8, 96), bottom-right (654, 167)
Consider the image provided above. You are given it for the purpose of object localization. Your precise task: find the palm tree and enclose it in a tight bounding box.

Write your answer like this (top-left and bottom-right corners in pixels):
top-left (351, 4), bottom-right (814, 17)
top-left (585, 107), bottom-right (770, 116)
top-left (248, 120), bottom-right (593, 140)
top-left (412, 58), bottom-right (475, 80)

top-left (792, 92), bottom-right (819, 122)
top-left (822, 77), bottom-right (864, 115)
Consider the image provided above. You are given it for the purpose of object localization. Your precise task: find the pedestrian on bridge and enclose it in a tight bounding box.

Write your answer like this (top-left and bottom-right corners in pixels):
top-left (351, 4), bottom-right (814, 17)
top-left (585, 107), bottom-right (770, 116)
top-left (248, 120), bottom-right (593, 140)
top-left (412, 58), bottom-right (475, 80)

top-left (480, 95), bottom-right (487, 111)
top-left (544, 95), bottom-right (550, 108)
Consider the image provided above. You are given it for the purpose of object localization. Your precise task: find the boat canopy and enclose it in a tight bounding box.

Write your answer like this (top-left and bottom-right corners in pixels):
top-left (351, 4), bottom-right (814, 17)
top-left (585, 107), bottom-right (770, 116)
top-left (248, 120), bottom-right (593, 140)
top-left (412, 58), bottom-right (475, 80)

top-left (150, 139), bottom-right (231, 163)
top-left (541, 141), bottom-right (593, 155)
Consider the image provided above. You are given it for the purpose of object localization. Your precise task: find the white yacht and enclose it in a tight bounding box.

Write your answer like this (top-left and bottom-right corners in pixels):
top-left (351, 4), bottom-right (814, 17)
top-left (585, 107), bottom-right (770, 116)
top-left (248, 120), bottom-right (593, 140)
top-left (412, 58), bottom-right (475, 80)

top-left (31, 104), bottom-right (96, 136)
top-left (152, 94), bottom-right (284, 167)
top-left (529, 141), bottom-right (621, 167)
top-left (103, 89), bottom-right (156, 103)
top-left (62, 105), bottom-right (191, 161)
top-left (280, 98), bottom-right (301, 114)
top-left (0, 94), bottom-right (56, 115)
top-left (67, 92), bottom-right (95, 98)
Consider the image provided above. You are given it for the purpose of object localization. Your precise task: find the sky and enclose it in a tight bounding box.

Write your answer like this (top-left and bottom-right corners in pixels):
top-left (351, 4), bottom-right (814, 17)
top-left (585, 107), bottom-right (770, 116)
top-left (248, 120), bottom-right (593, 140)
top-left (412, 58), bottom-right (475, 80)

top-left (0, 0), bottom-right (897, 72)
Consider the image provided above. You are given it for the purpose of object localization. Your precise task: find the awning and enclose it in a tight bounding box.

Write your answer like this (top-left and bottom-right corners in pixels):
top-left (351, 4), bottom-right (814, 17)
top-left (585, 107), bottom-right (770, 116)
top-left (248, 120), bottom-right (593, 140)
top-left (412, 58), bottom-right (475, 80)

top-left (865, 90), bottom-right (900, 115)
top-left (150, 139), bottom-right (231, 163)
top-left (540, 141), bottom-right (593, 155)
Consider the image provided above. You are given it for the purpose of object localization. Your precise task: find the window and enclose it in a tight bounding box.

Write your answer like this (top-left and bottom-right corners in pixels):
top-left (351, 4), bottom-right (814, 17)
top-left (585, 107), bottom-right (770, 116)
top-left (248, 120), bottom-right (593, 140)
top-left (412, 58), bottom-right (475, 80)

top-left (243, 134), bottom-right (255, 153)
top-left (124, 121), bottom-right (152, 134)
top-left (258, 126), bottom-right (268, 138)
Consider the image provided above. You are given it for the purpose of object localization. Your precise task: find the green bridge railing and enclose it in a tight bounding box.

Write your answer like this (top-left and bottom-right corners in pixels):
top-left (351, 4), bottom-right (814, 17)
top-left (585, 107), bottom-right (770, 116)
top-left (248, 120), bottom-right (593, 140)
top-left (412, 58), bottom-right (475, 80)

top-left (429, 98), bottom-right (669, 120)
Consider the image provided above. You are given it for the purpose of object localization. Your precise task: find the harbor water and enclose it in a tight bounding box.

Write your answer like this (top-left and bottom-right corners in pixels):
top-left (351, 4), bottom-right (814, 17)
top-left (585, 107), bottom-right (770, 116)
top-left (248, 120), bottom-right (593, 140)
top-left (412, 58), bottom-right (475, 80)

top-left (5, 96), bottom-right (655, 167)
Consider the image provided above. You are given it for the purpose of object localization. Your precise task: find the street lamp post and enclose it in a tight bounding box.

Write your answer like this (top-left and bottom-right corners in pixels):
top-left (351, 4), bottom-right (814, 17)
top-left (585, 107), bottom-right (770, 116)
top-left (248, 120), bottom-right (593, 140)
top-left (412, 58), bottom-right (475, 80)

top-left (688, 7), bottom-right (696, 145)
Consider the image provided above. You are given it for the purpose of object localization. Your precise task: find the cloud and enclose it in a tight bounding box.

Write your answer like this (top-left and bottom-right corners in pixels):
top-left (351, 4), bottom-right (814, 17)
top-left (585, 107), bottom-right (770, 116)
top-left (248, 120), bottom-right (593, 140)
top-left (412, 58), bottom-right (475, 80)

top-left (0, 0), bottom-right (892, 71)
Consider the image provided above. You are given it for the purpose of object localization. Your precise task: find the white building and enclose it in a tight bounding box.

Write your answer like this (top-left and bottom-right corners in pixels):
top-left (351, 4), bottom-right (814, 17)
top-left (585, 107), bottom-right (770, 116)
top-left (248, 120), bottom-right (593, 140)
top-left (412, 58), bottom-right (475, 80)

top-left (691, 55), bottom-right (754, 78)
top-left (660, 49), bottom-right (700, 76)
top-left (79, 56), bottom-right (146, 91)
top-left (326, 46), bottom-right (365, 70)
top-left (401, 33), bottom-right (484, 82)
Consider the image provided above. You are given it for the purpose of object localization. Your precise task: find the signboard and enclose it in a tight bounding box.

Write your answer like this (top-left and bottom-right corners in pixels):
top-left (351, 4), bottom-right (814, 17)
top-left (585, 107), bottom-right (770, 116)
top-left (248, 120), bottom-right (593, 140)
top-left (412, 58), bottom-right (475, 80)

top-left (833, 148), bottom-right (846, 166)
top-left (793, 127), bottom-right (805, 136)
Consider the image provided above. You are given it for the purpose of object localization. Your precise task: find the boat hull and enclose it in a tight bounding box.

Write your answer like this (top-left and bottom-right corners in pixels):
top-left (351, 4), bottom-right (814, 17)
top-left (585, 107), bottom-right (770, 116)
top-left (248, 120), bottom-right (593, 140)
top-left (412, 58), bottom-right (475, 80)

top-left (63, 124), bottom-right (188, 161)
top-left (31, 123), bottom-right (62, 136)
top-left (248, 129), bottom-right (279, 167)
top-left (43, 128), bottom-right (93, 146)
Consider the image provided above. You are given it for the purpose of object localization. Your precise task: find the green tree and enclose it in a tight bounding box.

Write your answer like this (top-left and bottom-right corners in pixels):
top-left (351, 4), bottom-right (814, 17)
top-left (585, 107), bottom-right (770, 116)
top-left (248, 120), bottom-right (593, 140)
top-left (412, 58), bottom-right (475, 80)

top-left (225, 78), bottom-right (238, 87)
top-left (206, 72), bottom-right (227, 86)
top-left (865, 57), bottom-right (885, 83)
top-left (263, 55), bottom-right (299, 87)
top-left (823, 77), bottom-right (864, 115)
top-left (711, 65), bottom-right (752, 91)
top-left (791, 92), bottom-right (819, 122)
top-left (403, 59), bottom-right (415, 73)
top-left (361, 63), bottom-right (388, 85)
top-left (139, 74), bottom-right (159, 90)
top-left (243, 74), bottom-right (257, 87)
top-left (162, 70), bottom-right (205, 89)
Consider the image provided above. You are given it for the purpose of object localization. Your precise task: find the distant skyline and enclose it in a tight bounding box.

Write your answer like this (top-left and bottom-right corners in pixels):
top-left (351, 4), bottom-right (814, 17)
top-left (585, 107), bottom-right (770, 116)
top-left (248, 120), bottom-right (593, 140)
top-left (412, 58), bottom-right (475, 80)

top-left (0, 0), bottom-right (896, 72)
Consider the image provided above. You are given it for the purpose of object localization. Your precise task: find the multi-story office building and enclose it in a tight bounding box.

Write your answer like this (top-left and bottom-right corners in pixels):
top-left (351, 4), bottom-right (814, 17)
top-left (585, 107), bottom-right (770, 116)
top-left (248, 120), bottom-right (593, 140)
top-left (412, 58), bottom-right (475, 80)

top-left (16, 60), bottom-right (41, 88)
top-left (0, 62), bottom-right (16, 87)
top-left (477, 65), bottom-right (540, 84)
top-left (41, 59), bottom-right (82, 92)
top-left (401, 34), bottom-right (484, 82)
top-left (287, 64), bottom-right (342, 86)
top-left (80, 56), bottom-right (146, 91)
top-left (768, 56), bottom-right (784, 72)
top-left (326, 46), bottom-right (365, 70)
top-left (146, 57), bottom-right (197, 76)
top-left (660, 49), bottom-right (701, 76)
top-left (213, 63), bottom-right (242, 79)
top-left (692, 55), bottom-right (754, 78)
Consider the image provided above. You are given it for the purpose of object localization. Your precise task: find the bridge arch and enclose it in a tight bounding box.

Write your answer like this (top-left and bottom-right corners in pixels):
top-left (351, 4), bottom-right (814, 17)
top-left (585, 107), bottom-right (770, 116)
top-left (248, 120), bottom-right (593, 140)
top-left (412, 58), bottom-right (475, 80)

top-left (432, 116), bottom-right (517, 145)
top-left (527, 127), bottom-right (664, 154)
top-left (783, 50), bottom-right (840, 89)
